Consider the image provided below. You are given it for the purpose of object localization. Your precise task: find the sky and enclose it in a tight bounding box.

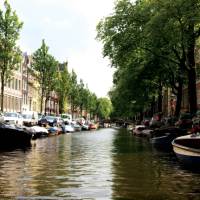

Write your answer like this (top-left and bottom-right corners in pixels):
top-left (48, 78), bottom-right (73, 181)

top-left (7, 0), bottom-right (116, 97)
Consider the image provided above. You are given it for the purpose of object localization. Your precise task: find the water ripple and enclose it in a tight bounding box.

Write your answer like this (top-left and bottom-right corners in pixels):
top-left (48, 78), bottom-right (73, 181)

top-left (0, 128), bottom-right (200, 199)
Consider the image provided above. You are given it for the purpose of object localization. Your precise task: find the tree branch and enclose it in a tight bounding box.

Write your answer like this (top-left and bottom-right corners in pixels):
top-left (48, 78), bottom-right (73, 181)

top-left (142, 47), bottom-right (180, 65)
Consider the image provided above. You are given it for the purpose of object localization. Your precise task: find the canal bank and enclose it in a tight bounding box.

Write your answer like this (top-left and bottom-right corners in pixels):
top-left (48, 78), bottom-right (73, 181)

top-left (0, 128), bottom-right (200, 199)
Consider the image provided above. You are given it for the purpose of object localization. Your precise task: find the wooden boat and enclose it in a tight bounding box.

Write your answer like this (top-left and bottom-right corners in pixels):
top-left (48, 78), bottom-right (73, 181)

top-left (172, 134), bottom-right (200, 166)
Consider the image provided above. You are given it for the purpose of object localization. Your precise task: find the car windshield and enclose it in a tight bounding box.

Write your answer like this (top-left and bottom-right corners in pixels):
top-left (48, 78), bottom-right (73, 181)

top-left (22, 114), bottom-right (32, 119)
top-left (4, 112), bottom-right (17, 117)
top-left (45, 116), bottom-right (56, 120)
top-left (61, 114), bottom-right (70, 119)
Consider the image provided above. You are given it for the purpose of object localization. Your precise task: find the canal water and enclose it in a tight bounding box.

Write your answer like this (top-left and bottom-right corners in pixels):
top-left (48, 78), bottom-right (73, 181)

top-left (0, 128), bottom-right (200, 200)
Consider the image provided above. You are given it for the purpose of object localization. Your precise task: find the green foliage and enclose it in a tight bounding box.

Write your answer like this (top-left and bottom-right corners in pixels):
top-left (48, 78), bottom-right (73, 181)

top-left (0, 0), bottom-right (23, 111)
top-left (97, 0), bottom-right (200, 118)
top-left (56, 62), bottom-right (70, 113)
top-left (31, 39), bottom-right (58, 113)
top-left (87, 92), bottom-right (98, 119)
top-left (97, 98), bottom-right (113, 119)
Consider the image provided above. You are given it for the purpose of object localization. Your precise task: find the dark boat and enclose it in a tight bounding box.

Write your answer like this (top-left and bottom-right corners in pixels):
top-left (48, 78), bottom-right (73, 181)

top-left (150, 126), bottom-right (187, 149)
top-left (0, 123), bottom-right (32, 148)
top-left (172, 134), bottom-right (200, 167)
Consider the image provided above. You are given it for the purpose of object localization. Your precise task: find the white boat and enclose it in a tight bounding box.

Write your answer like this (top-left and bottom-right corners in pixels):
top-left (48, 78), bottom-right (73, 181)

top-left (64, 124), bottom-right (75, 133)
top-left (71, 121), bottom-right (82, 131)
top-left (30, 126), bottom-right (49, 139)
top-left (172, 134), bottom-right (200, 167)
top-left (132, 125), bottom-right (146, 136)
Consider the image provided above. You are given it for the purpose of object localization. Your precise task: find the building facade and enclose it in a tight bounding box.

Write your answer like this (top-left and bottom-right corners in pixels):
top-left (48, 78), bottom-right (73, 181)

top-left (0, 52), bottom-right (61, 115)
top-left (0, 63), bottom-right (22, 112)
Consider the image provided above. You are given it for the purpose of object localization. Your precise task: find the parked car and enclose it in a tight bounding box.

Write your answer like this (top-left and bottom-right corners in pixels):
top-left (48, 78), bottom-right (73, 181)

top-left (55, 116), bottom-right (64, 126)
top-left (71, 120), bottom-right (82, 131)
top-left (61, 113), bottom-right (72, 124)
top-left (3, 112), bottom-right (24, 126)
top-left (63, 122), bottom-right (75, 133)
top-left (38, 115), bottom-right (62, 127)
top-left (22, 111), bottom-right (39, 126)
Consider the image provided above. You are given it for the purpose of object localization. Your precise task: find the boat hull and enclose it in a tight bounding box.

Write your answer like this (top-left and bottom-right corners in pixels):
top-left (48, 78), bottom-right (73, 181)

top-left (173, 146), bottom-right (200, 166)
top-left (172, 135), bottom-right (200, 167)
top-left (150, 134), bottom-right (177, 150)
top-left (0, 125), bottom-right (32, 148)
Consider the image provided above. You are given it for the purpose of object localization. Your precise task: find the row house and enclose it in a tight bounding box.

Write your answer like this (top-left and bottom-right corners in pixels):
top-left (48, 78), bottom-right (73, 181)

top-left (21, 53), bottom-right (40, 113)
top-left (0, 53), bottom-right (59, 114)
top-left (1, 64), bottom-right (22, 112)
top-left (22, 53), bottom-right (59, 115)
top-left (181, 80), bottom-right (200, 113)
top-left (45, 91), bottom-right (59, 115)
top-left (161, 80), bottom-right (200, 117)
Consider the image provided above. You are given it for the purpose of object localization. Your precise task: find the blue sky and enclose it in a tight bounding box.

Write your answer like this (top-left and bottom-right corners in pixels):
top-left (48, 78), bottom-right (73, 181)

top-left (7, 0), bottom-right (115, 97)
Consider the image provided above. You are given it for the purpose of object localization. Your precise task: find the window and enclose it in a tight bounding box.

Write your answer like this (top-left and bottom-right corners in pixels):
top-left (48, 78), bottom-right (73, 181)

top-left (12, 79), bottom-right (14, 89)
top-left (19, 80), bottom-right (21, 90)
top-left (15, 79), bottom-right (18, 90)
top-left (8, 80), bottom-right (11, 88)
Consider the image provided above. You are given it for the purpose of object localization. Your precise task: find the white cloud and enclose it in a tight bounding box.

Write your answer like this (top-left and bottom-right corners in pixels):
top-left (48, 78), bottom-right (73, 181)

top-left (8, 0), bottom-right (115, 97)
top-left (41, 17), bottom-right (72, 30)
top-left (68, 42), bottom-right (114, 97)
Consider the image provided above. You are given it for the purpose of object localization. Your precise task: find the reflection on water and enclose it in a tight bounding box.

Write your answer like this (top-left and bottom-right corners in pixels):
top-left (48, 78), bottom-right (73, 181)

top-left (0, 128), bottom-right (200, 199)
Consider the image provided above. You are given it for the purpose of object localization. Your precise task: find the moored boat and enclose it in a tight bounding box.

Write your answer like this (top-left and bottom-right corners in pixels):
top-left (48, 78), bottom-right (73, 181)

top-left (64, 124), bottom-right (75, 133)
top-left (150, 126), bottom-right (187, 149)
top-left (0, 123), bottom-right (32, 148)
top-left (132, 125), bottom-right (146, 136)
top-left (172, 134), bottom-right (200, 167)
top-left (89, 123), bottom-right (98, 130)
top-left (30, 126), bottom-right (49, 139)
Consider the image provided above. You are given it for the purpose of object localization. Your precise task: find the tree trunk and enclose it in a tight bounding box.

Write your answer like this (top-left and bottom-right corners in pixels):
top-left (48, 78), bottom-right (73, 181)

top-left (59, 97), bottom-right (64, 114)
top-left (71, 103), bottom-right (74, 120)
top-left (0, 75), bottom-right (5, 112)
top-left (187, 23), bottom-right (197, 115)
top-left (188, 68), bottom-right (197, 114)
top-left (158, 85), bottom-right (162, 113)
top-left (139, 111), bottom-right (143, 122)
top-left (80, 105), bottom-right (83, 117)
top-left (175, 79), bottom-right (183, 118)
top-left (40, 88), bottom-right (44, 114)
top-left (44, 96), bottom-right (48, 115)
top-left (150, 97), bottom-right (156, 117)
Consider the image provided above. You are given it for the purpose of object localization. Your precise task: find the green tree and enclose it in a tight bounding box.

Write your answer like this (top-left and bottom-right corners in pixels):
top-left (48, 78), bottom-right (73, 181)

top-left (68, 70), bottom-right (79, 119)
top-left (44, 54), bottom-right (58, 114)
top-left (97, 98), bottom-right (112, 119)
top-left (97, 0), bottom-right (200, 118)
top-left (77, 79), bottom-right (86, 116)
top-left (81, 86), bottom-right (91, 118)
top-left (56, 62), bottom-right (71, 114)
top-left (88, 92), bottom-right (98, 120)
top-left (0, 0), bottom-right (23, 111)
top-left (31, 39), bottom-right (57, 113)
